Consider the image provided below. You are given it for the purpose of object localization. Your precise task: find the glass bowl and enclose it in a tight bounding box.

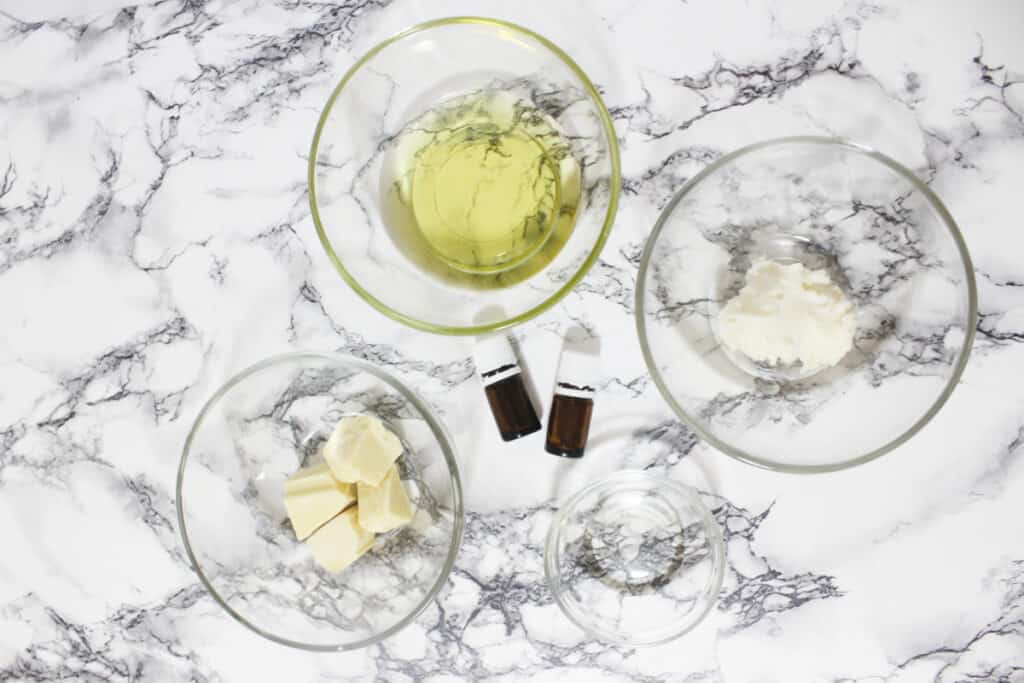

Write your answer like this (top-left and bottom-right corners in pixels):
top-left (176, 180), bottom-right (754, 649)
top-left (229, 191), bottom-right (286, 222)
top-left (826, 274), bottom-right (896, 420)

top-left (176, 353), bottom-right (463, 651)
top-left (309, 17), bottom-right (620, 334)
top-left (636, 137), bottom-right (977, 473)
top-left (544, 471), bottom-right (725, 646)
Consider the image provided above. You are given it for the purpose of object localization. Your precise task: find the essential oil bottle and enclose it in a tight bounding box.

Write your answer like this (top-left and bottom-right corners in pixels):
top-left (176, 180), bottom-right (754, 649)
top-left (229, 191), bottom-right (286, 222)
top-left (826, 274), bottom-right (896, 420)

top-left (473, 335), bottom-right (541, 441)
top-left (545, 350), bottom-right (597, 458)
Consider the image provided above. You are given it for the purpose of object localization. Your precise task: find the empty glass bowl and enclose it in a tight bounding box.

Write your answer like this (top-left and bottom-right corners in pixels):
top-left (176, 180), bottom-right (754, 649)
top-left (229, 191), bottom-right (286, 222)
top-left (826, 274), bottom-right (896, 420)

top-left (309, 17), bottom-right (620, 334)
top-left (636, 137), bottom-right (977, 472)
top-left (545, 471), bottom-right (725, 646)
top-left (176, 353), bottom-right (463, 650)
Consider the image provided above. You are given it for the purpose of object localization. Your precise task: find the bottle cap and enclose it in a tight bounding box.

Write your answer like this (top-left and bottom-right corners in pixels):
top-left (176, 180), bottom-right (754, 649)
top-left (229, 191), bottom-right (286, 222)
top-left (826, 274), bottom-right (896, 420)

top-left (554, 349), bottom-right (598, 399)
top-left (473, 334), bottom-right (521, 387)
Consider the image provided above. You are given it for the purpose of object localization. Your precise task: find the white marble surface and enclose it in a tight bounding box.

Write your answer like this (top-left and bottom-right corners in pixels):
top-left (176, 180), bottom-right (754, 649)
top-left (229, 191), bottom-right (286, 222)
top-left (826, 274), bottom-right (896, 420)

top-left (1, 0), bottom-right (1023, 680)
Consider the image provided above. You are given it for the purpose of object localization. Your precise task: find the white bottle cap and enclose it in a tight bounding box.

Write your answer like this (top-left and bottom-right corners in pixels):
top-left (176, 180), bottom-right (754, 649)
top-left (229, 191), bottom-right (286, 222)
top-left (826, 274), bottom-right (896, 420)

top-left (473, 335), bottom-right (521, 387)
top-left (554, 349), bottom-right (598, 399)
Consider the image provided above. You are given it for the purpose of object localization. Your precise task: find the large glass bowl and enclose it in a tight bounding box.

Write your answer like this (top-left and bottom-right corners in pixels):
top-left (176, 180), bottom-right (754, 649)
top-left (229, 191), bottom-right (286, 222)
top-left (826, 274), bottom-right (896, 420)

top-left (309, 17), bottom-right (620, 334)
top-left (176, 353), bottom-right (463, 650)
top-left (636, 137), bottom-right (977, 473)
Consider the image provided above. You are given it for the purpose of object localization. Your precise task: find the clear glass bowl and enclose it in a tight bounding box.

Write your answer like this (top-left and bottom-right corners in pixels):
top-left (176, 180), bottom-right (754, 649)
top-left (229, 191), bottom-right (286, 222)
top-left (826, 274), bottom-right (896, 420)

top-left (636, 137), bottom-right (977, 473)
top-left (309, 17), bottom-right (620, 334)
top-left (176, 353), bottom-right (463, 651)
top-left (544, 471), bottom-right (725, 646)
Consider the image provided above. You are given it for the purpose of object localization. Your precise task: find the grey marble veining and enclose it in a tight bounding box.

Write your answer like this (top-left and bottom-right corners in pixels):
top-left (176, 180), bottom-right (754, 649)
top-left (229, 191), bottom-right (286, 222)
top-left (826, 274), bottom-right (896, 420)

top-left (1, 0), bottom-right (1023, 680)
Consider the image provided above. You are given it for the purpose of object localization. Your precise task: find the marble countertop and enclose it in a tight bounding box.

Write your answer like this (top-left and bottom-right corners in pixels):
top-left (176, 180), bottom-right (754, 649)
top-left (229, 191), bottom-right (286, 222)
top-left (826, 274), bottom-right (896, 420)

top-left (2, 0), bottom-right (1023, 680)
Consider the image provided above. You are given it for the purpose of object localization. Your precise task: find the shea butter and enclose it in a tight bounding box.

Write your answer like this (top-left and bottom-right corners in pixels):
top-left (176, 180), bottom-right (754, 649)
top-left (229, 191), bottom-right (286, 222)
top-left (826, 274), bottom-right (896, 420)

top-left (284, 415), bottom-right (414, 573)
top-left (324, 415), bottom-right (403, 486)
top-left (357, 466), bottom-right (414, 533)
top-left (283, 463), bottom-right (356, 540)
top-left (306, 507), bottom-right (375, 573)
top-left (718, 259), bottom-right (855, 372)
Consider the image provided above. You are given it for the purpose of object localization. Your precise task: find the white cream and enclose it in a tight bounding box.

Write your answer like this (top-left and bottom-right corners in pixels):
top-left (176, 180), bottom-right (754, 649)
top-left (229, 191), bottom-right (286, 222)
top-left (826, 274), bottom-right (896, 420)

top-left (717, 259), bottom-right (855, 372)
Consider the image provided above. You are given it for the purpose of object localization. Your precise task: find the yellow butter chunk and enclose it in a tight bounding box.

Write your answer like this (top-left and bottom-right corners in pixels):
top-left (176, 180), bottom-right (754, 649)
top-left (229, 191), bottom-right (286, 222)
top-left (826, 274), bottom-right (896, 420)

top-left (323, 415), bottom-right (403, 486)
top-left (357, 466), bottom-right (414, 533)
top-left (283, 463), bottom-right (356, 540)
top-left (306, 507), bottom-right (375, 572)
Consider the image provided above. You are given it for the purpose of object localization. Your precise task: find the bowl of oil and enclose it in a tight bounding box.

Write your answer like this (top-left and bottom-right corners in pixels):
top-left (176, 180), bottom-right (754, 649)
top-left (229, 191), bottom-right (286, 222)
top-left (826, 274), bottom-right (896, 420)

top-left (309, 17), bottom-right (620, 334)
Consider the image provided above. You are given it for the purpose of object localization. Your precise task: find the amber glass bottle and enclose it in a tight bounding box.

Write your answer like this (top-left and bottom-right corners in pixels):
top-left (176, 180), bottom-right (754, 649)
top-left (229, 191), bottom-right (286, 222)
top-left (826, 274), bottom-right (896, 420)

top-left (545, 350), bottom-right (596, 458)
top-left (474, 335), bottom-right (541, 441)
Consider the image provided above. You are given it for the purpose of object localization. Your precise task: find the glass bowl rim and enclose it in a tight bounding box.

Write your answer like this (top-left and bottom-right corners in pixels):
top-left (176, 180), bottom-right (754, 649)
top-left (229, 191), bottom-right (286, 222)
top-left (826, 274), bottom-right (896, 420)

top-left (634, 135), bottom-right (979, 474)
top-left (543, 469), bottom-right (726, 646)
top-left (175, 351), bottom-right (465, 651)
top-left (307, 15), bottom-right (622, 335)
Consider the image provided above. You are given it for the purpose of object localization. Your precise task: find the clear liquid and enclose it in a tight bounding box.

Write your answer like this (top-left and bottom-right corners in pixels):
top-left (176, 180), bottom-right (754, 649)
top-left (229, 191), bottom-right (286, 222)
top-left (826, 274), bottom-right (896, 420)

top-left (381, 90), bottom-right (580, 288)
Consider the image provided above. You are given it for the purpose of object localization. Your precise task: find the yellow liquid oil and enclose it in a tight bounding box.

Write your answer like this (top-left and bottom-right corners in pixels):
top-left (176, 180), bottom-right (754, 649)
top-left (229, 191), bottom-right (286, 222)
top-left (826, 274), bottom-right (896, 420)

top-left (411, 123), bottom-right (560, 273)
top-left (381, 91), bottom-right (581, 288)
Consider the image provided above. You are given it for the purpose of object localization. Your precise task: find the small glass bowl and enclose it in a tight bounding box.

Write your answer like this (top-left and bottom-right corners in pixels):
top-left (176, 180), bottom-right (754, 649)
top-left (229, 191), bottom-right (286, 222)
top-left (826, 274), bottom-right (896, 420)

top-left (176, 352), bottom-right (463, 651)
top-left (544, 471), bottom-right (725, 646)
top-left (309, 16), bottom-right (620, 334)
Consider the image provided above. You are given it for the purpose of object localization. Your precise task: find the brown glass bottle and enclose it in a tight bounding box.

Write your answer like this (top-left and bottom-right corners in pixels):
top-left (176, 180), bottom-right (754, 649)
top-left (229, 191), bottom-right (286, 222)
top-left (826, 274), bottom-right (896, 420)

top-left (545, 387), bottom-right (594, 458)
top-left (474, 335), bottom-right (541, 441)
top-left (484, 373), bottom-right (542, 440)
top-left (545, 350), bottom-right (597, 458)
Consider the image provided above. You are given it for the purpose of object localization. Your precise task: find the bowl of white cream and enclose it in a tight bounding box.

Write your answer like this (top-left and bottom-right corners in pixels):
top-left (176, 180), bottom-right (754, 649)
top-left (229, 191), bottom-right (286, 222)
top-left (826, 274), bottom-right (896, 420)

top-left (636, 137), bottom-right (977, 472)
